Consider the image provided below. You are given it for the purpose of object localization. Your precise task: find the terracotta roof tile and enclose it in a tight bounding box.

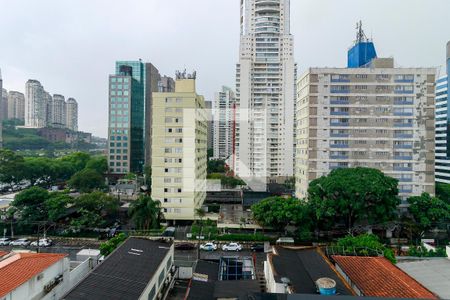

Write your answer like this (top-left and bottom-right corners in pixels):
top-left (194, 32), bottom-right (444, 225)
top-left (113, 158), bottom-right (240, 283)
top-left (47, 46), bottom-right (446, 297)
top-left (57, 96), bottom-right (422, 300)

top-left (0, 251), bottom-right (8, 258)
top-left (0, 252), bottom-right (67, 297)
top-left (332, 255), bottom-right (437, 299)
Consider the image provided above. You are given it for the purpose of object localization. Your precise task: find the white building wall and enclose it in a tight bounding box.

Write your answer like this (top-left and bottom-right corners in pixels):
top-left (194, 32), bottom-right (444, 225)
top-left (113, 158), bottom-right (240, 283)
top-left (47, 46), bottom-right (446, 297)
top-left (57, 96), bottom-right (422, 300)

top-left (234, 0), bottom-right (296, 191)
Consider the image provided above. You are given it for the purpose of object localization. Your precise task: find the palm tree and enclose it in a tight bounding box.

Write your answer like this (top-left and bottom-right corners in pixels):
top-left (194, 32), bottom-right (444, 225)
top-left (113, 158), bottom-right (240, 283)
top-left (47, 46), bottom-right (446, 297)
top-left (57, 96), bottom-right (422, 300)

top-left (129, 195), bottom-right (161, 232)
top-left (194, 207), bottom-right (206, 260)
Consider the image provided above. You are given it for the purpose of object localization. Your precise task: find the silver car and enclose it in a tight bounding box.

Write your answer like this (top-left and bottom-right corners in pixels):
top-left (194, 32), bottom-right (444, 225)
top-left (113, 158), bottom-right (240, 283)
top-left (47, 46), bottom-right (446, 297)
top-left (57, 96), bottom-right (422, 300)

top-left (0, 238), bottom-right (12, 246)
top-left (10, 238), bottom-right (31, 247)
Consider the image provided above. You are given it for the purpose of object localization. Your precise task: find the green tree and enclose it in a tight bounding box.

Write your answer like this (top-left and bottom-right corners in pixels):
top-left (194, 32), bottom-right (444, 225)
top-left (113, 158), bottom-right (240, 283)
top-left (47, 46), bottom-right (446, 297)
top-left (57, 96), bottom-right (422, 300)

top-left (99, 233), bottom-right (127, 256)
top-left (70, 192), bottom-right (119, 230)
top-left (129, 195), bottom-right (161, 231)
top-left (207, 173), bottom-right (245, 188)
top-left (68, 168), bottom-right (105, 193)
top-left (85, 156), bottom-right (108, 174)
top-left (251, 197), bottom-right (310, 230)
top-left (60, 152), bottom-right (91, 172)
top-left (23, 157), bottom-right (52, 186)
top-left (45, 193), bottom-right (72, 222)
top-left (207, 159), bottom-right (226, 174)
top-left (336, 234), bottom-right (396, 263)
top-left (407, 193), bottom-right (450, 231)
top-left (143, 165), bottom-right (152, 189)
top-left (0, 149), bottom-right (25, 185)
top-left (12, 187), bottom-right (50, 224)
top-left (436, 183), bottom-right (450, 203)
top-left (308, 168), bottom-right (400, 231)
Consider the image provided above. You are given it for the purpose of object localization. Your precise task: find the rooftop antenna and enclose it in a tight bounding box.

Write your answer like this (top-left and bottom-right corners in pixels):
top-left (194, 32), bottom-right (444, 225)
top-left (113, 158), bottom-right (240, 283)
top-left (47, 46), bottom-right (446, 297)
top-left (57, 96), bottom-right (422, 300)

top-left (355, 20), bottom-right (368, 43)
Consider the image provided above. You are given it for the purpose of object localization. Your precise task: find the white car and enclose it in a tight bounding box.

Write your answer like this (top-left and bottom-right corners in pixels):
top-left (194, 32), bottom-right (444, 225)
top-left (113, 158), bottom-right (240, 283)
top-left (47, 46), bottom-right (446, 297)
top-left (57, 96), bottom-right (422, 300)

top-left (0, 238), bottom-right (12, 246)
top-left (199, 242), bottom-right (218, 251)
top-left (222, 242), bottom-right (243, 251)
top-left (30, 239), bottom-right (53, 247)
top-left (10, 238), bottom-right (31, 247)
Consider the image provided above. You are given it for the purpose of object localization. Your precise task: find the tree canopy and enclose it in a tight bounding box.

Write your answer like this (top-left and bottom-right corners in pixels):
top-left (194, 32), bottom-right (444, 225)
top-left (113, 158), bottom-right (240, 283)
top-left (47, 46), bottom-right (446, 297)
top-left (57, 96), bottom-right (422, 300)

top-left (308, 167), bottom-right (400, 231)
top-left (251, 197), bottom-right (310, 230)
top-left (336, 234), bottom-right (396, 263)
top-left (436, 183), bottom-right (450, 203)
top-left (68, 168), bottom-right (106, 193)
top-left (407, 193), bottom-right (450, 231)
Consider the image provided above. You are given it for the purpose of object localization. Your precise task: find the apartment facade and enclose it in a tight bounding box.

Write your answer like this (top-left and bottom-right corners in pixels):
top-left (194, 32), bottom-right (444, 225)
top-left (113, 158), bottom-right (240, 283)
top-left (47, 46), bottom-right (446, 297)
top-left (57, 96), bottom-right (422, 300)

top-left (7, 91), bottom-right (25, 121)
top-left (435, 41), bottom-right (450, 184)
top-left (151, 77), bottom-right (207, 221)
top-left (52, 94), bottom-right (66, 128)
top-left (25, 79), bottom-right (48, 128)
top-left (295, 59), bottom-right (436, 202)
top-left (213, 86), bottom-right (235, 160)
top-left (66, 97), bottom-right (78, 131)
top-left (1, 88), bottom-right (8, 121)
top-left (234, 0), bottom-right (296, 191)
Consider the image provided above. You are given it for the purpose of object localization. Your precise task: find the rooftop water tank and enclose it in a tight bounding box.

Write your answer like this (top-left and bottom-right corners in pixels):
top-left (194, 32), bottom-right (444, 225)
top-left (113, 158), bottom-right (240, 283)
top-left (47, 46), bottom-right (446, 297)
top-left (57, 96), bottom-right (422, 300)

top-left (316, 277), bottom-right (337, 295)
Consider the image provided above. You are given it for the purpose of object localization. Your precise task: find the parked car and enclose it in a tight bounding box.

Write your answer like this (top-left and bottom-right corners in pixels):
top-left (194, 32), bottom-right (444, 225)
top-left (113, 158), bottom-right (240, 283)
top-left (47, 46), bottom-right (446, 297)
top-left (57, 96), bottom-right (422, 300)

top-left (10, 238), bottom-right (31, 247)
top-left (222, 242), bottom-right (243, 251)
top-left (162, 227), bottom-right (176, 237)
top-left (250, 243), bottom-right (265, 252)
top-left (30, 238), bottom-right (53, 247)
top-left (200, 242), bottom-right (217, 251)
top-left (276, 237), bottom-right (294, 245)
top-left (175, 243), bottom-right (196, 251)
top-left (0, 238), bottom-right (12, 246)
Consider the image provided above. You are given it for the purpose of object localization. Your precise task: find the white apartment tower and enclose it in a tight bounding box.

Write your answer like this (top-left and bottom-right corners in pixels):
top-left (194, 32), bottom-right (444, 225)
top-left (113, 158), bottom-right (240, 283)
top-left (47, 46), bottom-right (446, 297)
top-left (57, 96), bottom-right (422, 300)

top-left (8, 91), bottom-right (25, 121)
top-left (66, 98), bottom-right (78, 131)
top-left (234, 0), bottom-right (296, 191)
top-left (25, 79), bottom-right (47, 128)
top-left (52, 94), bottom-right (66, 127)
top-left (213, 86), bottom-right (235, 160)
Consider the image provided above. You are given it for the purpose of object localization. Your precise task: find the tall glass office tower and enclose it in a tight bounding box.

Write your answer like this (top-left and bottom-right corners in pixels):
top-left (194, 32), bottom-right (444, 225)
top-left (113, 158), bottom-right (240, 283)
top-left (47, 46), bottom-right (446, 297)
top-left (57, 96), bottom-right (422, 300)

top-left (234, 0), bottom-right (296, 191)
top-left (108, 61), bottom-right (146, 174)
top-left (435, 42), bottom-right (450, 184)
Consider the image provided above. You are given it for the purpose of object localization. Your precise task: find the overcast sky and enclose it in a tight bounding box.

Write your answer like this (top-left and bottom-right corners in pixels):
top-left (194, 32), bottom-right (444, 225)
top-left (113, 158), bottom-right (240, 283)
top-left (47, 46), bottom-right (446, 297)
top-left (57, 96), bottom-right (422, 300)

top-left (1, 0), bottom-right (449, 137)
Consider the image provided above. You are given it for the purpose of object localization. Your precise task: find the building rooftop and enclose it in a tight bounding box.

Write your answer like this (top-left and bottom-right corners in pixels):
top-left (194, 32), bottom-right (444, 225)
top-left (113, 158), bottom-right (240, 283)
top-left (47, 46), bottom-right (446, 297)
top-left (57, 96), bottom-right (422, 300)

top-left (269, 247), bottom-right (353, 295)
top-left (63, 237), bottom-right (173, 300)
top-left (397, 258), bottom-right (450, 300)
top-left (0, 251), bottom-right (8, 258)
top-left (187, 260), bottom-right (260, 300)
top-left (332, 255), bottom-right (437, 299)
top-left (245, 293), bottom-right (422, 300)
top-left (0, 252), bottom-right (67, 297)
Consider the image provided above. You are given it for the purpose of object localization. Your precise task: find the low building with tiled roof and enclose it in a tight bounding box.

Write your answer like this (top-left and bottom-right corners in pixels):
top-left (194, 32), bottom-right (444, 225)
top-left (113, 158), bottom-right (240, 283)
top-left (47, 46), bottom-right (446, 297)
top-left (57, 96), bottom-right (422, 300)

top-left (0, 252), bottom-right (70, 300)
top-left (332, 255), bottom-right (437, 299)
top-left (0, 251), bottom-right (8, 258)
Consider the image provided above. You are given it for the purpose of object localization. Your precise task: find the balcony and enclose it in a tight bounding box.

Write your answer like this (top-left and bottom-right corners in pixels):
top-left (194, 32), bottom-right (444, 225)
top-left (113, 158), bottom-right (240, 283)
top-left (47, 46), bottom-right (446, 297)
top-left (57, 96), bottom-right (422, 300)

top-left (394, 99), bottom-right (414, 105)
top-left (394, 123), bottom-right (413, 128)
top-left (394, 166), bottom-right (413, 172)
top-left (330, 155), bottom-right (349, 160)
top-left (394, 134), bottom-right (413, 139)
top-left (330, 122), bottom-right (349, 127)
top-left (330, 111), bottom-right (349, 116)
top-left (394, 156), bottom-right (413, 160)
top-left (330, 133), bottom-right (350, 138)
top-left (330, 144), bottom-right (349, 149)
top-left (394, 144), bottom-right (413, 149)
top-left (394, 112), bottom-right (413, 117)
top-left (330, 99), bottom-right (349, 105)
top-left (398, 177), bottom-right (413, 182)
top-left (330, 89), bottom-right (351, 94)
top-left (394, 89), bottom-right (414, 94)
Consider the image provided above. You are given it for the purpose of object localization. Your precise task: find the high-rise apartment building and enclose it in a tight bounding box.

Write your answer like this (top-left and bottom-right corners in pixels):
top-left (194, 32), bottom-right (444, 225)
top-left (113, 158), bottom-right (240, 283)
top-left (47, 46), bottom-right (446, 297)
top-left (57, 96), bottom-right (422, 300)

top-left (1, 88), bottom-right (8, 121)
top-left (205, 101), bottom-right (213, 151)
top-left (25, 80), bottom-right (48, 128)
top-left (151, 76), bottom-right (207, 221)
top-left (0, 69), bottom-right (3, 148)
top-left (45, 92), bottom-right (53, 126)
top-left (8, 91), bottom-right (25, 121)
top-left (66, 98), bottom-right (78, 131)
top-left (295, 55), bottom-right (436, 202)
top-left (234, 0), bottom-right (296, 191)
top-left (52, 94), bottom-right (66, 128)
top-left (435, 41), bottom-right (450, 184)
top-left (213, 86), bottom-right (235, 160)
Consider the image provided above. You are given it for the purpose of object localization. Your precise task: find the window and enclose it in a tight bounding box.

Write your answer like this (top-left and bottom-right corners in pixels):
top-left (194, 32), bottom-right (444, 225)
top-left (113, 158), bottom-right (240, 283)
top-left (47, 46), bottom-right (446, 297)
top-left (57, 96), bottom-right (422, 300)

top-left (148, 286), bottom-right (156, 300)
top-left (158, 269), bottom-right (165, 286)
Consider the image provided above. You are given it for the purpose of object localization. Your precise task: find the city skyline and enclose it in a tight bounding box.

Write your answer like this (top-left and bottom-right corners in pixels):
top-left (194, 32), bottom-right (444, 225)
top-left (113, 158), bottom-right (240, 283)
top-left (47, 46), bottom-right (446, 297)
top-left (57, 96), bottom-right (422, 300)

top-left (0, 0), bottom-right (449, 137)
